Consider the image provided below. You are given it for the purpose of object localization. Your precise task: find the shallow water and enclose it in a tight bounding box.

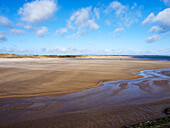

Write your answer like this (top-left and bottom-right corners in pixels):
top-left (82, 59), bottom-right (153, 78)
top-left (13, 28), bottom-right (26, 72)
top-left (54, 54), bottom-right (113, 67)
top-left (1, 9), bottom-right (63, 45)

top-left (54, 68), bottom-right (170, 112)
top-left (0, 69), bottom-right (170, 127)
top-left (132, 55), bottom-right (170, 61)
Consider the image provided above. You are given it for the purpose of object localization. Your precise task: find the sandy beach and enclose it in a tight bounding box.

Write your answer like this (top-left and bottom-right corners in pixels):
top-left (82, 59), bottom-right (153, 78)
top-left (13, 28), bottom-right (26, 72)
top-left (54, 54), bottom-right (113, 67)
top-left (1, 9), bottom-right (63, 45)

top-left (0, 56), bottom-right (170, 98)
top-left (0, 56), bottom-right (170, 128)
top-left (1, 0), bottom-right (170, 127)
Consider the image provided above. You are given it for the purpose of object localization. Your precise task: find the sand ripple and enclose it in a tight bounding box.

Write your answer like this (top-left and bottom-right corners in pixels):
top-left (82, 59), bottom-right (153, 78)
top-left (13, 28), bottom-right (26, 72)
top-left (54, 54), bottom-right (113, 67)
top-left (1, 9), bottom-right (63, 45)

top-left (0, 69), bottom-right (170, 128)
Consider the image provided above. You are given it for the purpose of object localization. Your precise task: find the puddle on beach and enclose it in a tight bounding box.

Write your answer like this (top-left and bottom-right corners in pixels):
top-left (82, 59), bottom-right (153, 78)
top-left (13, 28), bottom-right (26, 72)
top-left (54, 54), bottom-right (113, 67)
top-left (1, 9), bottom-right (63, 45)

top-left (0, 69), bottom-right (170, 126)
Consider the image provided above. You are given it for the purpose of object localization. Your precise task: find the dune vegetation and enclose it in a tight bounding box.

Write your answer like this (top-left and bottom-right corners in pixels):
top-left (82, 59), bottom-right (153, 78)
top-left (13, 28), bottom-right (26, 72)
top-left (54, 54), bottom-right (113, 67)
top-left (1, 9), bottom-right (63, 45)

top-left (0, 53), bottom-right (123, 58)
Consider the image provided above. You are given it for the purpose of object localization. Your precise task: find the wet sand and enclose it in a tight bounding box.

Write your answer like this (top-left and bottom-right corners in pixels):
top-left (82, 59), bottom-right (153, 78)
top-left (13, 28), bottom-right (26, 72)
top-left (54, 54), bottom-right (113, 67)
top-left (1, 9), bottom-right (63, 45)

top-left (0, 57), bottom-right (170, 127)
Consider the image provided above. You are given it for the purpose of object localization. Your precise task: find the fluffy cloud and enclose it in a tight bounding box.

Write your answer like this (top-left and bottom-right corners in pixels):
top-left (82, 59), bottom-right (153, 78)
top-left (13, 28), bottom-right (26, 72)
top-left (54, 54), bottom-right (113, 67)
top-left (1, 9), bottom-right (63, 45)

top-left (93, 7), bottom-right (100, 19)
top-left (56, 6), bottom-right (99, 37)
top-left (36, 26), bottom-right (48, 37)
top-left (41, 47), bottom-right (78, 53)
top-left (105, 1), bottom-right (142, 34)
top-left (162, 0), bottom-right (170, 6)
top-left (18, 0), bottom-right (57, 24)
top-left (114, 27), bottom-right (124, 36)
top-left (104, 48), bottom-right (170, 55)
top-left (114, 27), bottom-right (124, 33)
top-left (41, 47), bottom-right (95, 54)
top-left (148, 26), bottom-right (165, 33)
top-left (145, 35), bottom-right (161, 43)
top-left (0, 33), bottom-right (7, 42)
top-left (40, 47), bottom-right (170, 55)
top-left (104, 1), bottom-right (142, 36)
top-left (68, 7), bottom-right (99, 35)
top-left (85, 20), bottom-right (99, 31)
top-left (24, 25), bottom-right (32, 30)
top-left (56, 28), bottom-right (68, 36)
top-left (142, 13), bottom-right (155, 25)
top-left (143, 8), bottom-right (170, 29)
top-left (16, 23), bottom-right (33, 30)
top-left (0, 16), bottom-right (12, 28)
top-left (104, 1), bottom-right (127, 16)
top-left (152, 8), bottom-right (170, 28)
top-left (143, 8), bottom-right (170, 42)
top-left (9, 29), bottom-right (26, 35)
top-left (0, 48), bottom-right (28, 53)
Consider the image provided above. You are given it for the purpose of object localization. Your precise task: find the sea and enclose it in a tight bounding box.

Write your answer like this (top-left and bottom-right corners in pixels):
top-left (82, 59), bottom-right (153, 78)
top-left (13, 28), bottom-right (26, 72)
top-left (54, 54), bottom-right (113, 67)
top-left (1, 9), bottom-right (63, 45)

top-left (131, 55), bottom-right (170, 61)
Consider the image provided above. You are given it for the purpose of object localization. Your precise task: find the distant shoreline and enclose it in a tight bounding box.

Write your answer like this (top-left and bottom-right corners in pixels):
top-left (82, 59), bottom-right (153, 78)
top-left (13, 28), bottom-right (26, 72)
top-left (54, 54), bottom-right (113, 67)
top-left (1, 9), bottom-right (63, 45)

top-left (1, 54), bottom-right (170, 62)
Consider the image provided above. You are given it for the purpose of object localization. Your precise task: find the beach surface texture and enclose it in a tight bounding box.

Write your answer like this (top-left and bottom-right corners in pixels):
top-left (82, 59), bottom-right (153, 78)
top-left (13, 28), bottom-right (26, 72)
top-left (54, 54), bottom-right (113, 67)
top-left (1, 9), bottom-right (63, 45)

top-left (0, 56), bottom-right (170, 128)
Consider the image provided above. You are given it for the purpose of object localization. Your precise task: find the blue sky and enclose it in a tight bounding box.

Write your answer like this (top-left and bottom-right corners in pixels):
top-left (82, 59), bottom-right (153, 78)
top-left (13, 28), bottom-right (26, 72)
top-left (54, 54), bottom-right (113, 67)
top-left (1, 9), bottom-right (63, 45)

top-left (0, 0), bottom-right (170, 55)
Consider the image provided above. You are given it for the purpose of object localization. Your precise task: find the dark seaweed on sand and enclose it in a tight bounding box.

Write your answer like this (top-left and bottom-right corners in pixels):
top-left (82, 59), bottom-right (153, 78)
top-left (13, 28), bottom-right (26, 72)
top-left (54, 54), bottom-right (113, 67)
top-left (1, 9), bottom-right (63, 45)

top-left (123, 117), bottom-right (170, 128)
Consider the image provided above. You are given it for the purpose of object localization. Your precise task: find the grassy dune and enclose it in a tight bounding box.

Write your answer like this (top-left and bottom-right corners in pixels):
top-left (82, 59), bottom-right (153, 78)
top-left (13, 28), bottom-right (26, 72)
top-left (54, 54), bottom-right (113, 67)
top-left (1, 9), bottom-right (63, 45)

top-left (0, 53), bottom-right (123, 58)
top-left (0, 53), bottom-right (45, 58)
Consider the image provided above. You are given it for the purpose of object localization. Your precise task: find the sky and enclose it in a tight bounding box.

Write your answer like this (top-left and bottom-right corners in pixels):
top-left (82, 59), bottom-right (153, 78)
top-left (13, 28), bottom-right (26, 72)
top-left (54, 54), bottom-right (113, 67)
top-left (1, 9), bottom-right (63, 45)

top-left (0, 0), bottom-right (170, 55)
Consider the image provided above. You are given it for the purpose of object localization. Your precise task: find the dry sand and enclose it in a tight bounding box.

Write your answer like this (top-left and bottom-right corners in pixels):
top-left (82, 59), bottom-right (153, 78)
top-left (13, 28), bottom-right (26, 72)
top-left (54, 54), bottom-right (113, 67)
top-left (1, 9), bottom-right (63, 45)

top-left (0, 56), bottom-right (170, 98)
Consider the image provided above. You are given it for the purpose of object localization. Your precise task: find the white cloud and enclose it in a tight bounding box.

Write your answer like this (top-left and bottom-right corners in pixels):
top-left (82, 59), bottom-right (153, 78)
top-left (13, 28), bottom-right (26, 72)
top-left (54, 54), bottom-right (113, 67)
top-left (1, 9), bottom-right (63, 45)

top-left (70, 7), bottom-right (99, 31)
top-left (131, 3), bottom-right (137, 10)
top-left (16, 23), bottom-right (33, 30)
top-left (56, 28), bottom-right (68, 36)
top-left (36, 26), bottom-right (48, 37)
top-left (41, 47), bottom-right (78, 53)
top-left (105, 1), bottom-right (127, 16)
top-left (93, 7), bottom-right (100, 19)
top-left (0, 48), bottom-right (28, 53)
top-left (143, 8), bottom-right (170, 28)
top-left (113, 27), bottom-right (124, 36)
top-left (161, 0), bottom-right (170, 6)
top-left (105, 1), bottom-right (141, 32)
top-left (114, 27), bottom-right (124, 33)
top-left (60, 6), bottom-right (99, 37)
top-left (9, 29), bottom-right (26, 35)
top-left (18, 0), bottom-right (57, 24)
top-left (142, 13), bottom-right (155, 25)
top-left (71, 7), bottom-right (91, 25)
top-left (86, 20), bottom-right (99, 31)
top-left (0, 33), bottom-right (7, 42)
top-left (145, 35), bottom-right (161, 43)
top-left (148, 26), bottom-right (165, 33)
top-left (103, 48), bottom-right (170, 55)
top-left (143, 8), bottom-right (170, 42)
top-left (67, 33), bottom-right (80, 39)
top-left (41, 47), bottom-right (94, 54)
top-left (152, 8), bottom-right (170, 28)
top-left (41, 47), bottom-right (170, 55)
top-left (0, 16), bottom-right (12, 28)
top-left (24, 25), bottom-right (32, 29)
top-left (1, 47), bottom-right (170, 55)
